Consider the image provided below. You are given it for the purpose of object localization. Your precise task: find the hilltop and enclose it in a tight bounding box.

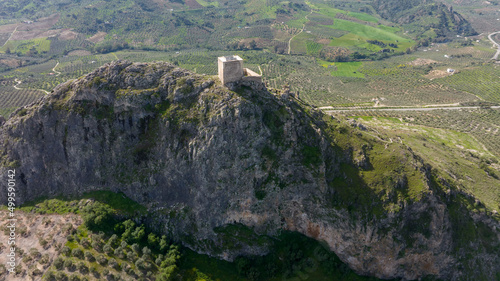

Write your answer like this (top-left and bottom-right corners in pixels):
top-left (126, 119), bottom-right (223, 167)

top-left (0, 61), bottom-right (499, 280)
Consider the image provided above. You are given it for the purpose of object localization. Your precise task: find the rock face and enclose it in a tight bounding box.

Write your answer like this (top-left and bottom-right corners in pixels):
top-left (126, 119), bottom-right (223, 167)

top-left (372, 0), bottom-right (476, 37)
top-left (0, 61), bottom-right (498, 280)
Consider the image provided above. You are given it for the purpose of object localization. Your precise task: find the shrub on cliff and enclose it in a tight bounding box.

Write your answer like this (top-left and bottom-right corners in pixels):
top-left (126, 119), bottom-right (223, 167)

top-left (81, 201), bottom-right (115, 231)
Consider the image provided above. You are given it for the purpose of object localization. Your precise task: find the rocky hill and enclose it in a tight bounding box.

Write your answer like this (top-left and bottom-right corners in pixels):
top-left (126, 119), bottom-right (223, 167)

top-left (0, 61), bottom-right (499, 280)
top-left (372, 0), bottom-right (476, 38)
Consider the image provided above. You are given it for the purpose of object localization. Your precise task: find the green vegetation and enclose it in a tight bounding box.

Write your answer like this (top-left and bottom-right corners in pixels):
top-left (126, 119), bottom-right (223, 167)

top-left (20, 190), bottom-right (147, 216)
top-left (181, 231), bottom-right (389, 281)
top-left (0, 38), bottom-right (51, 55)
top-left (21, 192), bottom-right (180, 281)
top-left (318, 60), bottom-right (364, 77)
top-left (343, 113), bottom-right (500, 214)
top-left (19, 192), bottom-right (392, 281)
top-left (328, 19), bottom-right (408, 43)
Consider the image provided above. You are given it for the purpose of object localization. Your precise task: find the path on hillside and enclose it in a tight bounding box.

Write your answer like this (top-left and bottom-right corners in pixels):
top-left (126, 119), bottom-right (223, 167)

top-left (52, 61), bottom-right (61, 76)
top-left (323, 105), bottom-right (500, 114)
top-left (13, 78), bottom-right (50, 94)
top-left (2, 25), bottom-right (19, 47)
top-left (288, 10), bottom-right (313, 55)
top-left (488, 31), bottom-right (500, 60)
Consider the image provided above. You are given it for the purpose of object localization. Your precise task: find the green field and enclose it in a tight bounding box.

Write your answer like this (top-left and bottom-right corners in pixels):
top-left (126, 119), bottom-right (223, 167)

top-left (1, 37), bottom-right (51, 55)
top-left (318, 60), bottom-right (364, 77)
top-left (195, 0), bottom-right (219, 7)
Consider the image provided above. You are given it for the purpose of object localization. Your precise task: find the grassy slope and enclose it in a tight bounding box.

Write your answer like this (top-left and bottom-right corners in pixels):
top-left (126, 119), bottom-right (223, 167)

top-left (349, 116), bottom-right (500, 213)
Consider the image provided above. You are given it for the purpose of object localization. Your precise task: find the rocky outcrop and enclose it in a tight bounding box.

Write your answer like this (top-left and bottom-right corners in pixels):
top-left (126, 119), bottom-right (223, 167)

top-left (372, 0), bottom-right (476, 37)
top-left (0, 61), bottom-right (498, 280)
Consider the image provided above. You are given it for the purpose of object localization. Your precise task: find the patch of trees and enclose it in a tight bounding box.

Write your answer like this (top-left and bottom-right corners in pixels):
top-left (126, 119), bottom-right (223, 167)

top-left (367, 40), bottom-right (387, 48)
top-left (93, 41), bottom-right (129, 54)
top-left (51, 199), bottom-right (182, 280)
top-left (234, 232), bottom-right (368, 281)
top-left (226, 40), bottom-right (259, 51)
top-left (319, 46), bottom-right (351, 62)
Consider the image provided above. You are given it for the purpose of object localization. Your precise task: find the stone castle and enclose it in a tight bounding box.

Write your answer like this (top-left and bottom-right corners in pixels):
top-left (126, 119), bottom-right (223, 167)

top-left (218, 55), bottom-right (262, 85)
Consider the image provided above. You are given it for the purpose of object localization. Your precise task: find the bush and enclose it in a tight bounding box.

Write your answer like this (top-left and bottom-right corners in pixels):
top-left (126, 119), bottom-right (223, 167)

top-left (40, 253), bottom-right (50, 264)
top-left (157, 265), bottom-right (178, 281)
top-left (114, 247), bottom-right (124, 258)
top-left (61, 246), bottom-right (71, 256)
top-left (54, 257), bottom-right (64, 270)
top-left (55, 271), bottom-right (68, 281)
top-left (135, 258), bottom-right (146, 270)
top-left (84, 251), bottom-right (95, 262)
top-left (109, 234), bottom-right (119, 248)
top-left (44, 270), bottom-right (56, 281)
top-left (103, 244), bottom-right (113, 255)
top-left (91, 240), bottom-right (102, 252)
top-left (109, 258), bottom-right (119, 269)
top-left (89, 265), bottom-right (98, 274)
top-left (102, 268), bottom-right (110, 276)
top-left (127, 251), bottom-right (136, 262)
top-left (80, 238), bottom-right (90, 248)
top-left (69, 275), bottom-right (80, 281)
top-left (155, 254), bottom-right (164, 265)
top-left (97, 254), bottom-right (107, 265)
top-left (77, 261), bottom-right (88, 274)
top-left (131, 243), bottom-right (140, 253)
top-left (64, 259), bottom-right (74, 270)
top-left (81, 202), bottom-right (115, 231)
top-left (142, 246), bottom-right (151, 259)
top-left (72, 248), bottom-right (84, 259)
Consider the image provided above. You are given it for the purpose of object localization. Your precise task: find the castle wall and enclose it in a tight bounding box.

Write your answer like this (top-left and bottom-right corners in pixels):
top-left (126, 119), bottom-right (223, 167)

top-left (218, 56), bottom-right (243, 84)
top-left (242, 68), bottom-right (262, 83)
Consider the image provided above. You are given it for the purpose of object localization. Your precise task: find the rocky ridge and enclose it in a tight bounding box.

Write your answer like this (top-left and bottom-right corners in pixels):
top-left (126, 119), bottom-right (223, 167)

top-left (0, 60), bottom-right (498, 280)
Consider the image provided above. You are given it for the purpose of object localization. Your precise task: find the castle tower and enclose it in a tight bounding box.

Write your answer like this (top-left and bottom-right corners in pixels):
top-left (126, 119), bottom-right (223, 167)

top-left (218, 55), bottom-right (244, 84)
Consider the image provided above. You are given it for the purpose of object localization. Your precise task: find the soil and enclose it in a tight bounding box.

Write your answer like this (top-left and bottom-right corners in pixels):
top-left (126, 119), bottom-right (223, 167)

top-left (408, 58), bottom-right (438, 66)
top-left (0, 59), bottom-right (21, 68)
top-left (424, 69), bottom-right (454, 80)
top-left (0, 24), bottom-right (19, 34)
top-left (185, 0), bottom-right (203, 9)
top-left (87, 32), bottom-right (107, 43)
top-left (317, 38), bottom-right (331, 45)
top-left (16, 14), bottom-right (60, 32)
top-left (11, 29), bottom-right (62, 41)
top-left (0, 210), bottom-right (81, 280)
top-left (67, 50), bottom-right (92, 56)
top-left (58, 29), bottom-right (78, 41)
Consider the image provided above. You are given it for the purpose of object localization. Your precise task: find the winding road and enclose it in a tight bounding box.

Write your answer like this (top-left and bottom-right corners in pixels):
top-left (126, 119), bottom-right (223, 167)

top-left (488, 31), bottom-right (500, 60)
top-left (288, 10), bottom-right (313, 55)
top-left (323, 105), bottom-right (500, 114)
top-left (13, 79), bottom-right (50, 95)
top-left (52, 61), bottom-right (61, 76)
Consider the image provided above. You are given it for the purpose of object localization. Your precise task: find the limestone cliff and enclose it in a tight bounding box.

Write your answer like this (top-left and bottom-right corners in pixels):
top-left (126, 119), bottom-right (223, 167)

top-left (0, 61), bottom-right (498, 280)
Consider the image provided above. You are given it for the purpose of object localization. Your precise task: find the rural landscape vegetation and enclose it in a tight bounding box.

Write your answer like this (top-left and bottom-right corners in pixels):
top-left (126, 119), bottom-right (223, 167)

top-left (0, 0), bottom-right (499, 280)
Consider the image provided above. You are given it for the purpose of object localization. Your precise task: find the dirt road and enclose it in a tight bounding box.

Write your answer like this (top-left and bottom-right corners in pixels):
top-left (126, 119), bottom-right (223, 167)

top-left (323, 105), bottom-right (500, 114)
top-left (488, 31), bottom-right (500, 60)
